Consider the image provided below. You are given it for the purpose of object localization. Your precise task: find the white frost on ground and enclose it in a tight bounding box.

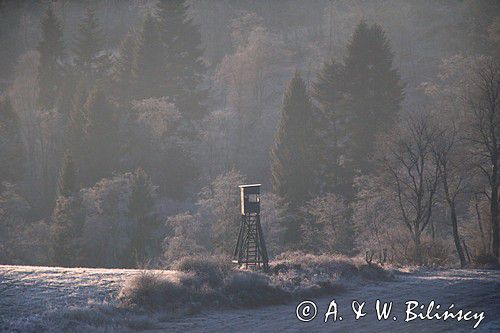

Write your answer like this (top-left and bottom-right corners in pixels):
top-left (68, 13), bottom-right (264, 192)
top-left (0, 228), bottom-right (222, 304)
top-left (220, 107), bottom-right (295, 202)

top-left (0, 265), bottom-right (499, 332)
top-left (0, 265), bottom-right (177, 331)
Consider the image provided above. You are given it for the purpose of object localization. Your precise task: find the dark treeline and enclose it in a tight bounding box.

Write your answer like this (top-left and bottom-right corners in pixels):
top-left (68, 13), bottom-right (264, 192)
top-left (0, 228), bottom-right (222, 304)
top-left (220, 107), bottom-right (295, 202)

top-left (0, 0), bottom-right (498, 268)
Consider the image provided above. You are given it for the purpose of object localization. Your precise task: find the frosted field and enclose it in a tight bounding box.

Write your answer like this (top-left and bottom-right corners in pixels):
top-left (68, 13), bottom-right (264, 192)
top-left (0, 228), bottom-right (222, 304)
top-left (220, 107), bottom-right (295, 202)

top-left (0, 266), bottom-right (499, 332)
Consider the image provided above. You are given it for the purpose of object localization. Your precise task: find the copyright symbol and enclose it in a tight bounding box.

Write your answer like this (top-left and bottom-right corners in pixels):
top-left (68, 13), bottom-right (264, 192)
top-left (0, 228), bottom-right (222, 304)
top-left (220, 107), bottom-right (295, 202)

top-left (296, 300), bottom-right (317, 322)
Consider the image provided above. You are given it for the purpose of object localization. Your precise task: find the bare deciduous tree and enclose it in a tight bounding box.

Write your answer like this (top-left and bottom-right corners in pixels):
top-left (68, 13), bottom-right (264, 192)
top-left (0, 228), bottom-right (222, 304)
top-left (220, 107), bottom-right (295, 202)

top-left (432, 123), bottom-right (469, 267)
top-left (467, 59), bottom-right (500, 262)
top-left (301, 193), bottom-right (352, 255)
top-left (379, 113), bottom-right (440, 264)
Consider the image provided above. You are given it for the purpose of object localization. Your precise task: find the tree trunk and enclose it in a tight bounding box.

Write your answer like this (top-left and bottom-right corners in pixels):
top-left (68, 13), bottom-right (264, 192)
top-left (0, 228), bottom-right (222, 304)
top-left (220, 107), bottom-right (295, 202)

top-left (450, 202), bottom-right (466, 267)
top-left (490, 177), bottom-right (499, 262)
top-left (474, 194), bottom-right (487, 253)
top-left (490, 167), bottom-right (499, 262)
top-left (430, 219), bottom-right (435, 241)
top-left (414, 231), bottom-right (422, 265)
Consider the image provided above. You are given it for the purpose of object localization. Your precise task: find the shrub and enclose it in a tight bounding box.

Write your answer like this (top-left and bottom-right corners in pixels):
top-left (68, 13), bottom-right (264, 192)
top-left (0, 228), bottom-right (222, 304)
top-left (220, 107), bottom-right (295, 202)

top-left (119, 253), bottom-right (391, 313)
top-left (405, 236), bottom-right (453, 267)
top-left (223, 271), bottom-right (290, 307)
top-left (471, 252), bottom-right (499, 268)
top-left (118, 271), bottom-right (189, 310)
top-left (356, 263), bottom-right (391, 281)
top-left (270, 251), bottom-right (390, 295)
top-left (172, 254), bottom-right (233, 288)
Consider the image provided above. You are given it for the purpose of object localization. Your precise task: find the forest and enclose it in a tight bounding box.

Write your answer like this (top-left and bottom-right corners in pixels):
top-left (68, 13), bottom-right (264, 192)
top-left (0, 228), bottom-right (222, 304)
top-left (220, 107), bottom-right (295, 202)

top-left (0, 0), bottom-right (499, 269)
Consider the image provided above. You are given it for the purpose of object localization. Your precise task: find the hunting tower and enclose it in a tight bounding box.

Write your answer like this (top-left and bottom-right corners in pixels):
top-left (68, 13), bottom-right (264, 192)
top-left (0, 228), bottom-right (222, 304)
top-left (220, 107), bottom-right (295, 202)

top-left (232, 184), bottom-right (269, 270)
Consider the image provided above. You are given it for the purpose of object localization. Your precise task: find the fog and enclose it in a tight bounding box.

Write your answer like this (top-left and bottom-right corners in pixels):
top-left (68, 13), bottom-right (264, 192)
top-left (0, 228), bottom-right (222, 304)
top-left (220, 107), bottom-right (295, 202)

top-left (0, 0), bottom-right (498, 268)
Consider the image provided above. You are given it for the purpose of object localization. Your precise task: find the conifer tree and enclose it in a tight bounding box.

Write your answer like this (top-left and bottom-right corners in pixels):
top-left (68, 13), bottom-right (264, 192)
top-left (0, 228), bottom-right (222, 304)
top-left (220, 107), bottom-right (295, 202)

top-left (64, 81), bottom-right (88, 166)
top-left (56, 151), bottom-right (78, 197)
top-left (128, 168), bottom-right (155, 264)
top-left (37, 7), bottom-right (65, 109)
top-left (311, 59), bottom-right (353, 195)
top-left (73, 7), bottom-right (110, 82)
top-left (342, 21), bottom-right (403, 174)
top-left (0, 96), bottom-right (25, 188)
top-left (52, 150), bottom-right (82, 266)
top-left (52, 194), bottom-right (83, 267)
top-left (112, 31), bottom-right (136, 100)
top-left (132, 14), bottom-right (165, 99)
top-left (83, 88), bottom-right (118, 185)
top-left (271, 71), bottom-right (318, 245)
top-left (57, 68), bottom-right (80, 119)
top-left (156, 0), bottom-right (207, 120)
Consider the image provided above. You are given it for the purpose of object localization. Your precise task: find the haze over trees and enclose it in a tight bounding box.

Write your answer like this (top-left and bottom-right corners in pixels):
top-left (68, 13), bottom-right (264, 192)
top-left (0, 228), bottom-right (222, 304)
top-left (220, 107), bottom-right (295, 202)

top-left (0, 0), bottom-right (498, 268)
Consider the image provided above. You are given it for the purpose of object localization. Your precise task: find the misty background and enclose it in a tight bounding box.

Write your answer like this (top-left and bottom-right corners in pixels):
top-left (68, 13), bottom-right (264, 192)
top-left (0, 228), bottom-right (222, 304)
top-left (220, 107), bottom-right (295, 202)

top-left (0, 0), bottom-right (499, 268)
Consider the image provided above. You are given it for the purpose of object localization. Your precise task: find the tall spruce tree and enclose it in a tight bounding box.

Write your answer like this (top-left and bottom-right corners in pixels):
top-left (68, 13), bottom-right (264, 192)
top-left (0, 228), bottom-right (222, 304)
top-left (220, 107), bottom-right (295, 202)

top-left (342, 21), bottom-right (403, 174)
top-left (73, 7), bottom-right (110, 82)
top-left (128, 168), bottom-right (155, 265)
top-left (0, 96), bottom-right (25, 188)
top-left (83, 88), bottom-right (119, 185)
top-left (311, 59), bottom-right (353, 195)
top-left (37, 7), bottom-right (65, 109)
top-left (56, 151), bottom-right (78, 197)
top-left (271, 71), bottom-right (318, 246)
top-left (132, 13), bottom-right (165, 99)
top-left (156, 0), bottom-right (207, 120)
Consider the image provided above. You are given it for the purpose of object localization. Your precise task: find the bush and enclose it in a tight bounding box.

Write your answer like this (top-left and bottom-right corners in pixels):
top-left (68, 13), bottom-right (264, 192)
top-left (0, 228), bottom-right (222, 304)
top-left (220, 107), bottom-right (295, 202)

top-left (172, 254), bottom-right (233, 288)
top-left (405, 236), bottom-right (453, 267)
top-left (357, 263), bottom-right (391, 281)
top-left (119, 253), bottom-right (391, 313)
top-left (118, 271), bottom-right (189, 310)
top-left (270, 251), bottom-right (390, 295)
top-left (223, 271), bottom-right (290, 307)
top-left (471, 252), bottom-right (499, 268)
top-left (120, 256), bottom-right (289, 311)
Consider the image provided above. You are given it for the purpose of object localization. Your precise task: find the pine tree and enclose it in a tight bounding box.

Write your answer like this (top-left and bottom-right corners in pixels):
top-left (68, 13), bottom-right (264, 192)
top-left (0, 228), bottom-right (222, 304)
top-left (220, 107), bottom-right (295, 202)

top-left (271, 71), bottom-right (318, 246)
top-left (83, 88), bottom-right (118, 185)
top-left (128, 168), bottom-right (155, 264)
top-left (37, 6), bottom-right (64, 109)
top-left (0, 96), bottom-right (25, 187)
top-left (57, 151), bottom-right (78, 197)
top-left (342, 21), bottom-right (403, 174)
top-left (112, 31), bottom-right (136, 100)
top-left (156, 0), bottom-right (207, 120)
top-left (73, 7), bottom-right (110, 82)
top-left (132, 13), bottom-right (165, 99)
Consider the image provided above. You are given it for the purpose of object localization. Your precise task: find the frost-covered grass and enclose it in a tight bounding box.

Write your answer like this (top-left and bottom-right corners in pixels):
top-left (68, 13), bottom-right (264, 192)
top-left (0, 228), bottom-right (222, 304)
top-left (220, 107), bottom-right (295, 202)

top-left (2, 263), bottom-right (497, 332)
top-left (0, 254), bottom-right (391, 331)
top-left (0, 265), bottom-right (177, 332)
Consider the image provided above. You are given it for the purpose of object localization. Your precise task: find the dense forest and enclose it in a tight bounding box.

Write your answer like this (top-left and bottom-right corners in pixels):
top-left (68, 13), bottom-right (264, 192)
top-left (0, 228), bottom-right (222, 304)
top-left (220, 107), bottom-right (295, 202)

top-left (0, 0), bottom-right (499, 268)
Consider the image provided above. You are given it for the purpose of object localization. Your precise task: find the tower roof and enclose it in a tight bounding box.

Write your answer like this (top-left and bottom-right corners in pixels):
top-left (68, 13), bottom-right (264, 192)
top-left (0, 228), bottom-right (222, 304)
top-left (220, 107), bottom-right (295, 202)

top-left (238, 184), bottom-right (261, 188)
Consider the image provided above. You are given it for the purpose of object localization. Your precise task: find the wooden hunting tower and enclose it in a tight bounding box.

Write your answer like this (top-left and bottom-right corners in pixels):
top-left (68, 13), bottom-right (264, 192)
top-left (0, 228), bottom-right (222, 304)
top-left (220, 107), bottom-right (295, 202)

top-left (232, 184), bottom-right (269, 270)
